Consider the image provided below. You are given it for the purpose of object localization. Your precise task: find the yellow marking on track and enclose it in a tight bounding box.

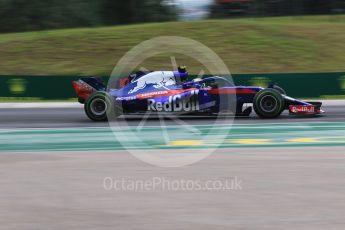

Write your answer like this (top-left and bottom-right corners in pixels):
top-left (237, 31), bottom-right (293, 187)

top-left (165, 136), bottom-right (345, 148)
top-left (231, 139), bottom-right (272, 145)
top-left (288, 138), bottom-right (319, 143)
top-left (170, 140), bottom-right (203, 146)
top-left (320, 136), bottom-right (345, 140)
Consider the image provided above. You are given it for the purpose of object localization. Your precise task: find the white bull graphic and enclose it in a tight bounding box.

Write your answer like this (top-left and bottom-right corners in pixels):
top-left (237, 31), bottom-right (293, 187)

top-left (128, 71), bottom-right (176, 94)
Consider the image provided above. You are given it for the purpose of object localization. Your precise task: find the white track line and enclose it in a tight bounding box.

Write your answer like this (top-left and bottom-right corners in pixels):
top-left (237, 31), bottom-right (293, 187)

top-left (0, 122), bottom-right (344, 132)
top-left (0, 102), bottom-right (82, 108)
top-left (0, 100), bottom-right (344, 109)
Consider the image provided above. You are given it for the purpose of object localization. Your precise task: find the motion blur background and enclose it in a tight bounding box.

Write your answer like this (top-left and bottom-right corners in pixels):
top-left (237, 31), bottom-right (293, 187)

top-left (1, 3), bottom-right (345, 230)
top-left (1, 0), bottom-right (345, 32)
top-left (0, 0), bottom-right (344, 99)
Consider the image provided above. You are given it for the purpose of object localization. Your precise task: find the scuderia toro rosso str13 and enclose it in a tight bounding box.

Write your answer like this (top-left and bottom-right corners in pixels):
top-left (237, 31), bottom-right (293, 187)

top-left (73, 67), bottom-right (324, 121)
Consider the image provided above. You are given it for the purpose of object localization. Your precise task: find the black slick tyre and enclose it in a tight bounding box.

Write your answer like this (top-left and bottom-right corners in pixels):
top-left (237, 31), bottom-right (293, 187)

top-left (253, 89), bottom-right (285, 118)
top-left (84, 92), bottom-right (116, 121)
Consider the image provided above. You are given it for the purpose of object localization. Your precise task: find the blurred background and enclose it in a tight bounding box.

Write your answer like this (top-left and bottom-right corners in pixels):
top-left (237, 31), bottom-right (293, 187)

top-left (0, 0), bottom-right (344, 100)
top-left (1, 0), bottom-right (345, 33)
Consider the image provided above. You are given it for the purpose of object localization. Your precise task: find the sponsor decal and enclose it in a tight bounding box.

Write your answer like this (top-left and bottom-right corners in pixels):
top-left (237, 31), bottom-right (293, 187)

top-left (7, 78), bottom-right (27, 95)
top-left (148, 90), bottom-right (200, 112)
top-left (249, 77), bottom-right (270, 88)
top-left (289, 105), bottom-right (315, 114)
top-left (129, 71), bottom-right (176, 94)
top-left (116, 96), bottom-right (137, 101)
top-left (117, 89), bottom-right (198, 101)
top-left (137, 90), bottom-right (169, 100)
top-left (137, 88), bottom-right (197, 100)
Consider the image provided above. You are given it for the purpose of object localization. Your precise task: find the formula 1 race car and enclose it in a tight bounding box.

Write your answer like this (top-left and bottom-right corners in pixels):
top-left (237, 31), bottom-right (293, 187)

top-left (72, 67), bottom-right (323, 121)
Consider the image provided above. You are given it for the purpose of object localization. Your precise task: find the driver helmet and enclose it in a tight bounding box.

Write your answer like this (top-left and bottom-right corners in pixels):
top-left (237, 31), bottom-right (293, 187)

top-left (178, 66), bottom-right (187, 73)
top-left (174, 66), bottom-right (189, 83)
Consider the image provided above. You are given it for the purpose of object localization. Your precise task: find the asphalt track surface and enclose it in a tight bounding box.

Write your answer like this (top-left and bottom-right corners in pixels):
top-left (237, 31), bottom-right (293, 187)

top-left (0, 100), bottom-right (343, 128)
top-left (1, 148), bottom-right (345, 230)
top-left (0, 101), bottom-right (344, 230)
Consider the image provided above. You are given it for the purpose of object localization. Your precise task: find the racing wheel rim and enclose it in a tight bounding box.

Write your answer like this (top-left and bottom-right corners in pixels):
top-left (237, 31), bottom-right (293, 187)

top-left (90, 98), bottom-right (108, 116)
top-left (253, 88), bottom-right (285, 118)
top-left (259, 95), bottom-right (278, 113)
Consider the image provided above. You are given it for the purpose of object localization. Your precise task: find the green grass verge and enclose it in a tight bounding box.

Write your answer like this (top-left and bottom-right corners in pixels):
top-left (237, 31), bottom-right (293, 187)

top-left (317, 95), bottom-right (345, 100)
top-left (0, 97), bottom-right (77, 102)
top-left (0, 15), bottom-right (345, 75)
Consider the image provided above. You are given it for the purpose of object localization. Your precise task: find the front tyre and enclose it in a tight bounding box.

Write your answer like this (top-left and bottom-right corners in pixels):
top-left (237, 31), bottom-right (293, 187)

top-left (253, 89), bottom-right (285, 118)
top-left (272, 85), bottom-right (286, 95)
top-left (84, 92), bottom-right (116, 121)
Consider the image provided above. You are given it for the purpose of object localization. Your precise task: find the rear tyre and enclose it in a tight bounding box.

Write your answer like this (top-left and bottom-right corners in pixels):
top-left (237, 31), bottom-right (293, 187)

top-left (253, 89), bottom-right (285, 118)
top-left (84, 92), bottom-right (117, 121)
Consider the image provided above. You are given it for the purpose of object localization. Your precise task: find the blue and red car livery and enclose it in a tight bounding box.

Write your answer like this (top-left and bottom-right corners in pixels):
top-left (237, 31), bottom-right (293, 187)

top-left (72, 69), bottom-right (323, 121)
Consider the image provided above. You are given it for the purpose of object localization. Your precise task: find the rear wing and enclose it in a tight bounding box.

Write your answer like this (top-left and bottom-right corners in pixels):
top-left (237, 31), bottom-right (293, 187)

top-left (72, 77), bottom-right (105, 104)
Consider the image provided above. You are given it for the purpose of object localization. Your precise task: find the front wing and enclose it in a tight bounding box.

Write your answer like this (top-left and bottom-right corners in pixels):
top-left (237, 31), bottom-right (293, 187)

top-left (284, 96), bottom-right (324, 116)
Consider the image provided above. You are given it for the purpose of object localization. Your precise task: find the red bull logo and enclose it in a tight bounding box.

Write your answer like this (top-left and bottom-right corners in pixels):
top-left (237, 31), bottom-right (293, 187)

top-left (290, 105), bottom-right (315, 114)
top-left (148, 90), bottom-right (200, 112)
top-left (129, 71), bottom-right (176, 94)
